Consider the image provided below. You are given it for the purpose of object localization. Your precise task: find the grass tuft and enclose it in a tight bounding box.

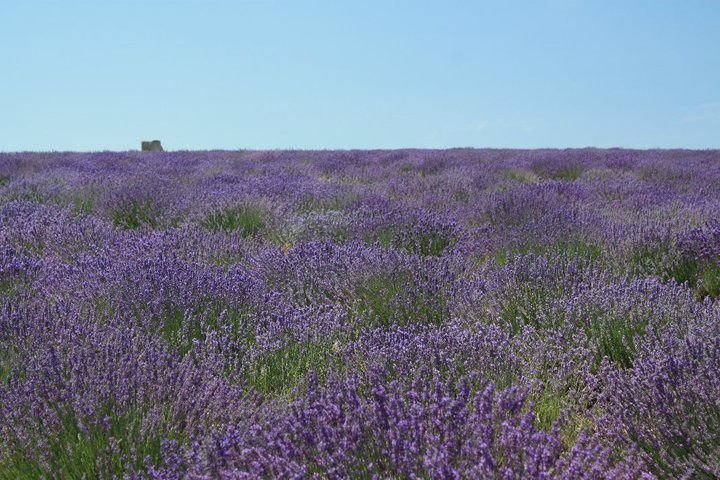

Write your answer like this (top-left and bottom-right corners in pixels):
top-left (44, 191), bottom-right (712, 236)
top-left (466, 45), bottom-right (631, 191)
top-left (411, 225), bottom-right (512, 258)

top-left (247, 340), bottom-right (335, 396)
top-left (201, 205), bottom-right (265, 237)
top-left (0, 406), bottom-right (177, 480)
top-left (502, 169), bottom-right (540, 183)
top-left (112, 200), bottom-right (158, 229)
top-left (352, 273), bottom-right (447, 329)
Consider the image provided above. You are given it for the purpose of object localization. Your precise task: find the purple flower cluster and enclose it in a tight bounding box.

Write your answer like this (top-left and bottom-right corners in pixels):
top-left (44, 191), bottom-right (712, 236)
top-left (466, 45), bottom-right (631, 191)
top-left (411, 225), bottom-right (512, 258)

top-left (1, 148), bottom-right (719, 478)
top-left (166, 371), bottom-right (642, 480)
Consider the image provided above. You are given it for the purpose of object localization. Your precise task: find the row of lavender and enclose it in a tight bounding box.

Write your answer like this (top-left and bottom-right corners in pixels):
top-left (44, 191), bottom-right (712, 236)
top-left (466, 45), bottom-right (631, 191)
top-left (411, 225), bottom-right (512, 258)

top-left (1, 149), bottom-right (719, 479)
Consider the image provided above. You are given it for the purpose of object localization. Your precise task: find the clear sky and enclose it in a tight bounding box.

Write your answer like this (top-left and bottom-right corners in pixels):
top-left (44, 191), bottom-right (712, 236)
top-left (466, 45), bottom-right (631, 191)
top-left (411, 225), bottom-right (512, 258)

top-left (0, 0), bottom-right (718, 151)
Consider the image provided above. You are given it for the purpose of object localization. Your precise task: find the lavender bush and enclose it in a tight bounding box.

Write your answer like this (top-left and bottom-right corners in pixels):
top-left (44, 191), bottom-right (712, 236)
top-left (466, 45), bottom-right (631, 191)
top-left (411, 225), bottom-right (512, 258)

top-left (1, 148), bottom-right (719, 479)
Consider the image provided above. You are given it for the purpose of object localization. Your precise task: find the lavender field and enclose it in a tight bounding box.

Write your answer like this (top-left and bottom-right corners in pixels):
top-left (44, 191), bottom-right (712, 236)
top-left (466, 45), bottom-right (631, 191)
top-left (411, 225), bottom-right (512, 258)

top-left (1, 149), bottom-right (719, 479)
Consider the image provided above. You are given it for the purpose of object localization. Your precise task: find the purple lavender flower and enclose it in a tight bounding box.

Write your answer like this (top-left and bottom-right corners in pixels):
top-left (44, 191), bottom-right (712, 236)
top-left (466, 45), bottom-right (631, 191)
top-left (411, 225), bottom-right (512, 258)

top-left (2, 148), bottom-right (719, 478)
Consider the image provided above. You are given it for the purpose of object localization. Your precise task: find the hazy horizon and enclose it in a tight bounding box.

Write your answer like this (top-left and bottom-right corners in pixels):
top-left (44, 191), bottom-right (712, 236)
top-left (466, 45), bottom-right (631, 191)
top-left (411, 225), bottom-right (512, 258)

top-left (3, 146), bottom-right (720, 154)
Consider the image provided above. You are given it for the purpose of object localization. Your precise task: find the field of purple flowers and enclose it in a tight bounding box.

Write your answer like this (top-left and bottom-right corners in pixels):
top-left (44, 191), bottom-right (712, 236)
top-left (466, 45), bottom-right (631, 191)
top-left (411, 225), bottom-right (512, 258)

top-left (1, 148), bottom-right (719, 479)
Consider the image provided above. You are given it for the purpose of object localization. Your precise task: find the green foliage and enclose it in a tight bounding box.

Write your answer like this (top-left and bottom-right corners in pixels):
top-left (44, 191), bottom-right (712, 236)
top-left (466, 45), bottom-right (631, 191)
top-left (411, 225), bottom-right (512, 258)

top-left (533, 165), bottom-right (584, 181)
top-left (353, 273), bottom-right (447, 329)
top-left (495, 289), bottom-right (658, 368)
top-left (152, 303), bottom-right (253, 357)
top-left (533, 387), bottom-right (593, 449)
top-left (552, 167), bottom-right (583, 181)
top-left (635, 250), bottom-right (720, 300)
top-left (201, 205), bottom-right (265, 237)
top-left (501, 168), bottom-right (539, 183)
top-left (73, 196), bottom-right (95, 215)
top-left (626, 244), bottom-right (671, 277)
top-left (0, 280), bottom-right (17, 300)
top-left (0, 406), bottom-right (176, 480)
top-left (329, 226), bottom-right (350, 243)
top-left (365, 226), bottom-right (456, 257)
top-left (403, 230), bottom-right (455, 257)
top-left (662, 254), bottom-right (698, 288)
top-left (364, 227), bottom-right (395, 249)
top-left (9, 185), bottom-right (44, 203)
top-left (554, 239), bottom-right (602, 264)
top-left (112, 200), bottom-right (157, 229)
top-left (0, 346), bottom-right (13, 384)
top-left (585, 307), bottom-right (648, 368)
top-left (247, 340), bottom-right (335, 396)
top-left (533, 387), bottom-right (566, 431)
top-left (487, 248), bottom-right (661, 368)
top-left (492, 239), bottom-right (602, 268)
top-left (495, 286), bottom-right (562, 333)
top-left (697, 263), bottom-right (720, 299)
top-left (669, 257), bottom-right (720, 300)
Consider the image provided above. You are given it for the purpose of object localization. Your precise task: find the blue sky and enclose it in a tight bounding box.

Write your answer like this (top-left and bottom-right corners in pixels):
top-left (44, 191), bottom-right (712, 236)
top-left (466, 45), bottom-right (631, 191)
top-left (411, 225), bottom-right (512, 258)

top-left (0, 0), bottom-right (718, 151)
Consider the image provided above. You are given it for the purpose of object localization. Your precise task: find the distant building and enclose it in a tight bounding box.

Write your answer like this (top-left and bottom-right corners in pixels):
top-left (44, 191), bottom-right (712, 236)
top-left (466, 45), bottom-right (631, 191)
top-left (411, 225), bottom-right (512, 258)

top-left (141, 140), bottom-right (163, 151)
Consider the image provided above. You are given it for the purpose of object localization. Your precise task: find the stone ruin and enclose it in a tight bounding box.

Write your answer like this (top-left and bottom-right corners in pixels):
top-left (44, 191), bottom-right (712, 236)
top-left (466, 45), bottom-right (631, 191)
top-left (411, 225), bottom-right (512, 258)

top-left (141, 140), bottom-right (163, 152)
